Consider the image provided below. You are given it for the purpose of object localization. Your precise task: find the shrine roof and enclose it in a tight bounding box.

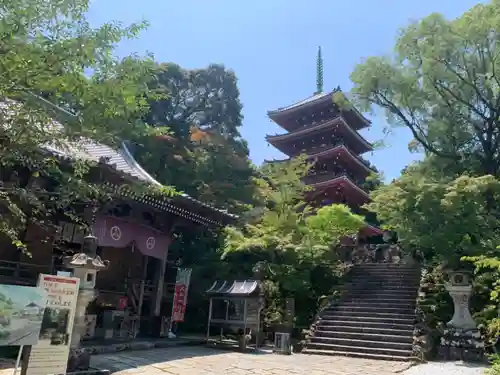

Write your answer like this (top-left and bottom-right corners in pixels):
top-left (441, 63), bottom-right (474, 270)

top-left (206, 280), bottom-right (260, 297)
top-left (267, 88), bottom-right (371, 128)
top-left (25, 93), bottom-right (238, 224)
top-left (267, 91), bottom-right (333, 115)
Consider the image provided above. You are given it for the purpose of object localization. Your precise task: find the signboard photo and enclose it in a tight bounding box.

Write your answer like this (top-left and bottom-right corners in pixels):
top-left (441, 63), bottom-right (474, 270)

top-left (23, 274), bottom-right (80, 375)
top-left (0, 284), bottom-right (46, 346)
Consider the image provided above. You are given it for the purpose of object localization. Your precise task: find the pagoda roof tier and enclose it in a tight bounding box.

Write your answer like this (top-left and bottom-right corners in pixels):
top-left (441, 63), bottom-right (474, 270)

top-left (304, 174), bottom-right (370, 206)
top-left (266, 116), bottom-right (372, 155)
top-left (360, 224), bottom-right (384, 237)
top-left (339, 224), bottom-right (384, 244)
top-left (265, 144), bottom-right (375, 177)
top-left (267, 89), bottom-right (370, 132)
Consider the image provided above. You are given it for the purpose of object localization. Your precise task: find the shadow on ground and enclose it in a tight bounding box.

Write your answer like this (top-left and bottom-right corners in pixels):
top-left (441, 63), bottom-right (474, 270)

top-left (89, 346), bottom-right (412, 375)
top-left (89, 345), bottom-right (243, 373)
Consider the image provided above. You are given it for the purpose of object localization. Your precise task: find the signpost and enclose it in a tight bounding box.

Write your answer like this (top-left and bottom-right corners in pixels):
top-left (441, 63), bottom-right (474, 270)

top-left (22, 274), bottom-right (79, 375)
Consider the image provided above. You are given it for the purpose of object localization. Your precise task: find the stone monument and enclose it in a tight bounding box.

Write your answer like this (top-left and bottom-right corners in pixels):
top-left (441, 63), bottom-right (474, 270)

top-left (64, 233), bottom-right (109, 372)
top-left (438, 270), bottom-right (484, 362)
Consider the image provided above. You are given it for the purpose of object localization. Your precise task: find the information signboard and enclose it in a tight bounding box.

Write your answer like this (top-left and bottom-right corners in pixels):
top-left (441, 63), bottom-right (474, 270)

top-left (23, 274), bottom-right (80, 375)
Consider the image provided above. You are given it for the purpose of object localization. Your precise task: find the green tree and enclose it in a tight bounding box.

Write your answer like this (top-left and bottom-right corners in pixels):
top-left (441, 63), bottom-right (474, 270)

top-left (347, 0), bottom-right (500, 176)
top-left (0, 0), bottom-right (168, 250)
top-left (345, 2), bottom-right (500, 361)
top-left (223, 157), bottom-right (365, 326)
top-left (133, 62), bottom-right (259, 214)
top-left (367, 167), bottom-right (500, 262)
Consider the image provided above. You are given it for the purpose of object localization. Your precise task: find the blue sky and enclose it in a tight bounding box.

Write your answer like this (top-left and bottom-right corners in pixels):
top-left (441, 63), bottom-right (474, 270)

top-left (88, 0), bottom-right (483, 181)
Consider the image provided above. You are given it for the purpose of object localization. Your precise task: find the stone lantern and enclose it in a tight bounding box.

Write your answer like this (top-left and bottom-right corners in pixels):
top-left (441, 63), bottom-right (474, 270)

top-left (438, 269), bottom-right (484, 362)
top-left (445, 271), bottom-right (476, 329)
top-left (64, 233), bottom-right (109, 372)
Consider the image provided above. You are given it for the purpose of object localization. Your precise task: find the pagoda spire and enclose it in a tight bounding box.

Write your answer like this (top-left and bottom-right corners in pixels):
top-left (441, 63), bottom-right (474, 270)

top-left (315, 46), bottom-right (324, 95)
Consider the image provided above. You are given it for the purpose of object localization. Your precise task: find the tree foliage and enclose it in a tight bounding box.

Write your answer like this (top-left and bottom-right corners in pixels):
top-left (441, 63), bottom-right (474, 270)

top-left (222, 157), bottom-right (364, 325)
top-left (133, 62), bottom-right (259, 214)
top-left (0, 0), bottom-right (166, 250)
top-left (367, 167), bottom-right (500, 262)
top-left (348, 0), bottom-right (500, 360)
top-left (348, 0), bottom-right (500, 176)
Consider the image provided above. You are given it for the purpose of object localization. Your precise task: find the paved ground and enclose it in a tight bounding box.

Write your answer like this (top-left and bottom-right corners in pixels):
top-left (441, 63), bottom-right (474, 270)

top-left (403, 362), bottom-right (487, 375)
top-left (88, 346), bottom-right (487, 375)
top-left (0, 346), bottom-right (488, 375)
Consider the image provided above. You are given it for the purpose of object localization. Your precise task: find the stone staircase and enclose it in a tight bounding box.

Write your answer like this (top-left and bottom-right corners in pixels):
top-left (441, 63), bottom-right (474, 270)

top-left (303, 263), bottom-right (421, 361)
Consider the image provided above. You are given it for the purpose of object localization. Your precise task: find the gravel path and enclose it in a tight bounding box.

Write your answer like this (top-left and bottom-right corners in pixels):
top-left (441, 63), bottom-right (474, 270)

top-left (403, 362), bottom-right (488, 375)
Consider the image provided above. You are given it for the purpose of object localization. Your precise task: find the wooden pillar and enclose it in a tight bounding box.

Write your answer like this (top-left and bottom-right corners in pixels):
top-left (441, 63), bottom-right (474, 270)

top-left (152, 254), bottom-right (167, 317)
top-left (137, 256), bottom-right (149, 317)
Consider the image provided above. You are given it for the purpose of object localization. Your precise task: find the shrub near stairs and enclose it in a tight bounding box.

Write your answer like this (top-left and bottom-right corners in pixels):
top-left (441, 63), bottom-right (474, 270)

top-left (413, 266), bottom-right (453, 360)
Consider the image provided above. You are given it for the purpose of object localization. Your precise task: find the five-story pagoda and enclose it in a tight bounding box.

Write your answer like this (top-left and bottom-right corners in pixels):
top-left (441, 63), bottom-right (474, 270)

top-left (265, 47), bottom-right (382, 239)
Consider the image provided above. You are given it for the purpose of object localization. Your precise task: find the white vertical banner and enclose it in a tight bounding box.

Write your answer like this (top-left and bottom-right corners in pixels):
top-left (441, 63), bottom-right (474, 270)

top-left (24, 274), bottom-right (80, 375)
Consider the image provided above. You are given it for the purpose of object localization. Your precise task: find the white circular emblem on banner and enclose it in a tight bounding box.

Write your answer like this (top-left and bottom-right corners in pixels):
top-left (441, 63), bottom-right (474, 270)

top-left (110, 226), bottom-right (122, 241)
top-left (146, 237), bottom-right (156, 250)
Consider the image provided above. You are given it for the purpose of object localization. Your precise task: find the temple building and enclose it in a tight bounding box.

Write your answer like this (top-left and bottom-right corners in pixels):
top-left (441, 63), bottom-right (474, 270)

top-left (265, 47), bottom-right (382, 240)
top-left (0, 94), bottom-right (237, 341)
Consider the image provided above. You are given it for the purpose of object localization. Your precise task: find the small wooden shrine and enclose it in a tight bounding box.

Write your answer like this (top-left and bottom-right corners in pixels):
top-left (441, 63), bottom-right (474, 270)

top-left (205, 279), bottom-right (263, 350)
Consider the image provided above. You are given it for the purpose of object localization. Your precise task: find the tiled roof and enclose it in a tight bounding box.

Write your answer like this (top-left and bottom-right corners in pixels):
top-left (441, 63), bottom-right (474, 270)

top-left (267, 87), bottom-right (371, 126)
top-left (45, 141), bottom-right (238, 219)
top-left (44, 141), bottom-right (161, 185)
top-left (265, 144), bottom-right (375, 173)
top-left (206, 280), bottom-right (260, 296)
top-left (268, 91), bottom-right (333, 115)
top-left (24, 93), bottom-right (237, 220)
top-left (266, 116), bottom-right (373, 152)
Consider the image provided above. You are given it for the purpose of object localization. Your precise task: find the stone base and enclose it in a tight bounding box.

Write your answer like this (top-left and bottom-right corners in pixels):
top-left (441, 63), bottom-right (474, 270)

top-left (67, 347), bottom-right (91, 372)
top-left (438, 328), bottom-right (485, 362)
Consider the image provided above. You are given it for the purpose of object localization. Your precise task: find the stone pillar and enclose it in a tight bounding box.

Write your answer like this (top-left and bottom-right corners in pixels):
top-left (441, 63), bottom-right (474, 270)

top-left (438, 270), bottom-right (484, 362)
top-left (70, 279), bottom-right (96, 347)
top-left (446, 284), bottom-right (476, 330)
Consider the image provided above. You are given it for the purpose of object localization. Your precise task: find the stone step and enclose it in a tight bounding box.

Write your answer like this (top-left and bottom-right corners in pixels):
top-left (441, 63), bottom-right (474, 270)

top-left (303, 263), bottom-right (420, 360)
top-left (341, 299), bottom-right (416, 306)
top-left (343, 296), bottom-right (417, 307)
top-left (346, 296), bottom-right (417, 303)
top-left (327, 305), bottom-right (415, 315)
top-left (354, 264), bottom-right (419, 269)
top-left (325, 303), bottom-right (416, 312)
top-left (314, 324), bottom-right (413, 336)
top-left (309, 336), bottom-right (413, 351)
top-left (351, 274), bottom-right (420, 278)
top-left (319, 315), bottom-right (414, 326)
top-left (347, 290), bottom-right (418, 298)
top-left (351, 268), bottom-right (419, 273)
top-left (305, 342), bottom-right (413, 358)
top-left (313, 329), bottom-right (413, 344)
top-left (350, 279), bottom-right (420, 284)
top-left (351, 275), bottom-right (420, 280)
top-left (302, 348), bottom-right (412, 361)
top-left (321, 310), bottom-right (415, 321)
top-left (351, 271), bottom-right (420, 276)
top-left (349, 283), bottom-right (418, 289)
top-left (351, 274), bottom-right (420, 280)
